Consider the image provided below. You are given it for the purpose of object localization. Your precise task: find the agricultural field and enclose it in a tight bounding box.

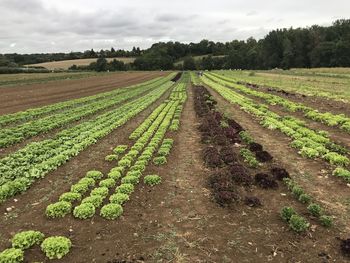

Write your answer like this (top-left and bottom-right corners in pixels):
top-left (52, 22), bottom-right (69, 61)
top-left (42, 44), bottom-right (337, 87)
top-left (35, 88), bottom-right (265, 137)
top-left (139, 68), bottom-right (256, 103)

top-left (0, 72), bottom-right (100, 87)
top-left (0, 69), bottom-right (350, 262)
top-left (25, 57), bottom-right (136, 70)
top-left (219, 69), bottom-right (350, 102)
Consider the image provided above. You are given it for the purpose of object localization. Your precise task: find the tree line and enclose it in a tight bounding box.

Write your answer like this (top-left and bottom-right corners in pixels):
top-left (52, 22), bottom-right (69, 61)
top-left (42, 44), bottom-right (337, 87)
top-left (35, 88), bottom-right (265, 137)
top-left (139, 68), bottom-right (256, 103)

top-left (1, 19), bottom-right (349, 72)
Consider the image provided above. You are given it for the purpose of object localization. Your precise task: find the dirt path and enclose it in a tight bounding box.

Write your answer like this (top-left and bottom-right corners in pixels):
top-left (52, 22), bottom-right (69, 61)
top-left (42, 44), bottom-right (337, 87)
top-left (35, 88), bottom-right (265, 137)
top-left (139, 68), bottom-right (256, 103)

top-left (0, 72), bottom-right (166, 114)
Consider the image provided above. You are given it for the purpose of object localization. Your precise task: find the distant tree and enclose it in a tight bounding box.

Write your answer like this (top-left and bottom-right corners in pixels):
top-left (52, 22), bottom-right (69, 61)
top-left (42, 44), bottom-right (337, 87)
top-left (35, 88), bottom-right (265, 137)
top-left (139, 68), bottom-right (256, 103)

top-left (183, 56), bottom-right (196, 70)
top-left (2, 18), bottom-right (350, 71)
top-left (95, 57), bottom-right (108, 72)
top-left (225, 50), bottom-right (244, 69)
top-left (69, 64), bottom-right (78, 70)
top-left (109, 59), bottom-right (126, 71)
top-left (281, 38), bottom-right (294, 69)
top-left (310, 41), bottom-right (336, 67)
top-left (0, 55), bottom-right (11, 67)
top-left (201, 56), bottom-right (214, 70)
top-left (334, 40), bottom-right (350, 66)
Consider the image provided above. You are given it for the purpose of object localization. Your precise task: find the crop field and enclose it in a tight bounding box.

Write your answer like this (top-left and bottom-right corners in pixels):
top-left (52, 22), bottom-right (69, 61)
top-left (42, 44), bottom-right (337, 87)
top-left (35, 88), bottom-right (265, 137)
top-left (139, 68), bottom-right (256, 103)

top-left (0, 69), bottom-right (350, 262)
top-left (0, 72), bottom-right (100, 87)
top-left (25, 57), bottom-right (136, 70)
top-left (220, 69), bottom-right (350, 102)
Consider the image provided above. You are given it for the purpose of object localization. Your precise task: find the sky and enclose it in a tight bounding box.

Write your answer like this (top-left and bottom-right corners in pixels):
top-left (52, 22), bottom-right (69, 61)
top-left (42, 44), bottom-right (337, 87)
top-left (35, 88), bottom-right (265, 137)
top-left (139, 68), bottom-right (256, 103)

top-left (0, 0), bottom-right (349, 54)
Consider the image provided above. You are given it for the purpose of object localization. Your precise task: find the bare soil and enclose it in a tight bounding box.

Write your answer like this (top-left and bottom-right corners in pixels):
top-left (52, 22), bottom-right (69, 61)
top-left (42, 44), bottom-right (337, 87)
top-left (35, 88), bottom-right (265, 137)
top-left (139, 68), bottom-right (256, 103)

top-left (0, 72), bottom-right (166, 114)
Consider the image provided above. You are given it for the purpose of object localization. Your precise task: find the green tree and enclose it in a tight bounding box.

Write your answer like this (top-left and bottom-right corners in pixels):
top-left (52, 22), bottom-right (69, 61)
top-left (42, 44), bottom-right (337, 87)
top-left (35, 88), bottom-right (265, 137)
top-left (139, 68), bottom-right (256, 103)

top-left (95, 57), bottom-right (108, 72)
top-left (183, 56), bottom-right (196, 70)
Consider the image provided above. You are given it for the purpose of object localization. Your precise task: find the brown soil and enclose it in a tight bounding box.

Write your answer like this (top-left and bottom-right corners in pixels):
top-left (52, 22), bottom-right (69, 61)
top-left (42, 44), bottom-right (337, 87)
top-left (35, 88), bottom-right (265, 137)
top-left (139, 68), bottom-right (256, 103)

top-left (0, 72), bottom-right (166, 114)
top-left (0, 83), bottom-right (349, 262)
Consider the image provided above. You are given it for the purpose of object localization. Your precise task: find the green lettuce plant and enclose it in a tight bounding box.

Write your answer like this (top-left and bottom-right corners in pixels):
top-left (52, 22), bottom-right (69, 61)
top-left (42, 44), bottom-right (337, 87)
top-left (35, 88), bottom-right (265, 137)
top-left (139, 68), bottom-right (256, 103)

top-left (100, 204), bottom-right (123, 220)
top-left (46, 201), bottom-right (72, 218)
top-left (144, 175), bottom-right (162, 186)
top-left (73, 203), bottom-right (95, 219)
top-left (0, 248), bottom-right (24, 263)
top-left (11, 230), bottom-right (45, 250)
top-left (41, 236), bottom-right (72, 260)
top-left (109, 193), bottom-right (129, 205)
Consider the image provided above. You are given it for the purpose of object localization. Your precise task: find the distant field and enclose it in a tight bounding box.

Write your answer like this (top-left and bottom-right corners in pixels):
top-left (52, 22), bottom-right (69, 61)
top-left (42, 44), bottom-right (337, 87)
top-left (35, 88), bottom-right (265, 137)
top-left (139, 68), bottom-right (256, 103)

top-left (217, 68), bottom-right (350, 102)
top-left (289, 67), bottom-right (350, 76)
top-left (25, 57), bottom-right (136, 70)
top-left (0, 72), bottom-right (100, 86)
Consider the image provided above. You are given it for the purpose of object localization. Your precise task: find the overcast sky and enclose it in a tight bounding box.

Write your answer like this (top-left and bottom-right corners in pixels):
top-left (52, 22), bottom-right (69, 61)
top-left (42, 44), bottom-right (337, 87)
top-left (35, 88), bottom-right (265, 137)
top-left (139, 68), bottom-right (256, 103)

top-left (0, 0), bottom-right (349, 54)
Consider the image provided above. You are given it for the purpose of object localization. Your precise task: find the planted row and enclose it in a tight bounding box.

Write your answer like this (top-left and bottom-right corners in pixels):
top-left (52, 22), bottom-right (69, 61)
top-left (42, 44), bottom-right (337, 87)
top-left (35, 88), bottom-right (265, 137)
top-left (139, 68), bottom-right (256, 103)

top-left (0, 75), bottom-right (172, 128)
top-left (201, 76), bottom-right (350, 182)
top-left (0, 77), bottom-right (171, 148)
top-left (207, 72), bottom-right (350, 133)
top-left (0, 230), bottom-right (72, 262)
top-left (283, 178), bottom-right (333, 227)
top-left (100, 75), bottom-right (188, 218)
top-left (0, 82), bottom-right (173, 203)
top-left (45, 73), bottom-right (189, 219)
top-left (45, 100), bottom-right (177, 218)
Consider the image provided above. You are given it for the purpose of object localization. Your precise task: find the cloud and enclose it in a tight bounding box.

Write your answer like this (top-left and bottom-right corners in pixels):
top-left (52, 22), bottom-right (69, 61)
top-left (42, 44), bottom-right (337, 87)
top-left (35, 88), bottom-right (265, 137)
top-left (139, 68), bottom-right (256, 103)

top-left (246, 11), bottom-right (258, 16)
top-left (0, 0), bottom-right (349, 53)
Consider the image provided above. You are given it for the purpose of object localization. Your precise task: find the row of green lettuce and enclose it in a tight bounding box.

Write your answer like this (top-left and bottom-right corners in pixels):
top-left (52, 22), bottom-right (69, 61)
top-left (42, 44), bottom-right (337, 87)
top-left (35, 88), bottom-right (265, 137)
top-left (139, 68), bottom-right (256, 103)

top-left (45, 73), bottom-right (189, 220)
top-left (201, 75), bottom-right (350, 182)
top-left (0, 75), bottom-right (170, 128)
top-left (0, 78), bottom-right (175, 203)
top-left (206, 72), bottom-right (350, 133)
top-left (0, 76), bottom-right (173, 148)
